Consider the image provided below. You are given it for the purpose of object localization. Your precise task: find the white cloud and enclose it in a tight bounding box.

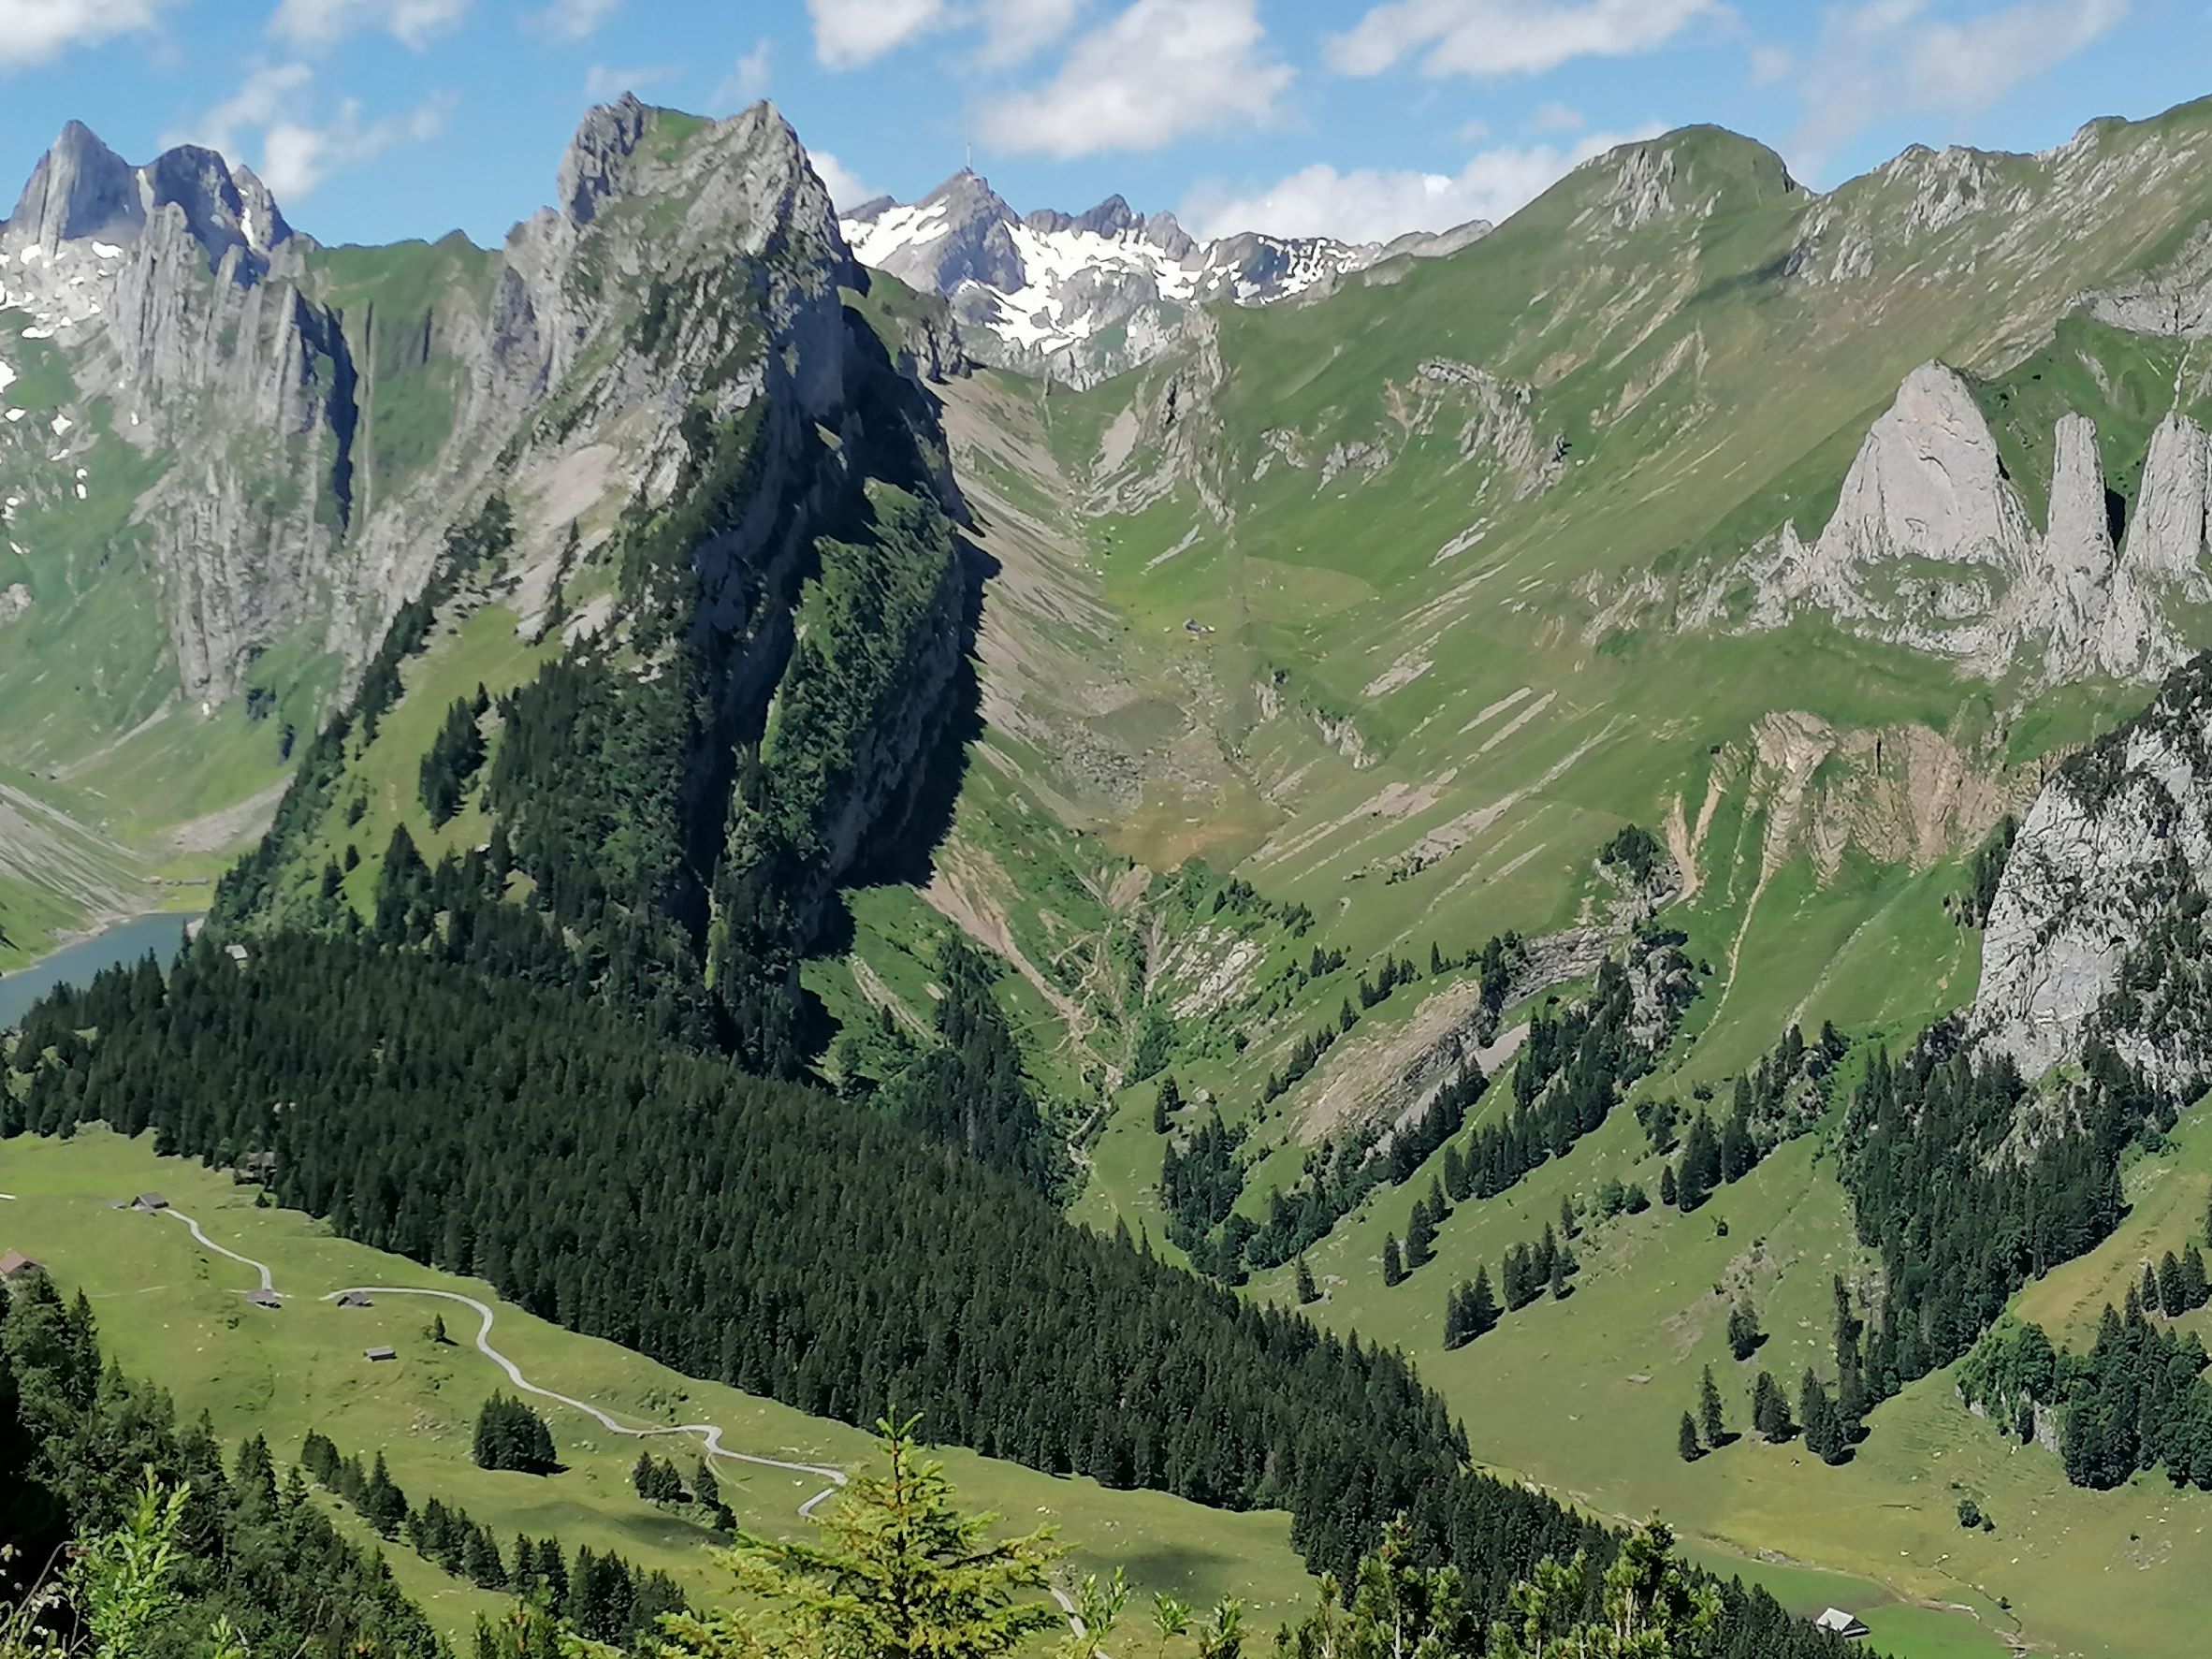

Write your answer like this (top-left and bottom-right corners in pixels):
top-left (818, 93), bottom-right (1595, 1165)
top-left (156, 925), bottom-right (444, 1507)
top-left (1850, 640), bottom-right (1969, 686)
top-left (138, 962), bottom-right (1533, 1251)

top-left (1528, 99), bottom-right (1583, 132)
top-left (1747, 40), bottom-right (1792, 85)
top-left (1328, 0), bottom-right (1722, 80)
top-left (977, 0), bottom-right (1085, 65)
top-left (1791, 0), bottom-right (2128, 177)
top-left (166, 62), bottom-right (315, 153)
top-left (0, 0), bottom-right (171, 70)
top-left (168, 63), bottom-right (451, 198)
top-left (582, 63), bottom-right (676, 100)
top-left (529, 0), bottom-right (618, 40)
top-left (806, 0), bottom-right (1083, 71)
top-left (978, 0), bottom-right (1289, 158)
top-left (710, 36), bottom-right (773, 111)
top-left (1182, 127), bottom-right (1657, 244)
top-left (269, 0), bottom-right (471, 51)
top-left (808, 0), bottom-right (944, 68)
top-left (812, 151), bottom-right (876, 211)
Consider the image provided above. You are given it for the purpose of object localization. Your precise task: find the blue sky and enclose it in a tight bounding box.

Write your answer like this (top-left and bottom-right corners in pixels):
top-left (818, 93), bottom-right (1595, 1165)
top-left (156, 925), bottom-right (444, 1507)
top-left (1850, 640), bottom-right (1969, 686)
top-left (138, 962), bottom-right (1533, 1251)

top-left (0, 0), bottom-right (2206, 249)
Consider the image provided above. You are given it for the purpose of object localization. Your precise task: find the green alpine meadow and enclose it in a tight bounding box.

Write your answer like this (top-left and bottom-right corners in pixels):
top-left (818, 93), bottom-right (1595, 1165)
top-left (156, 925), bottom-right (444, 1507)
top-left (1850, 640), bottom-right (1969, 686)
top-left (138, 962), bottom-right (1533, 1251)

top-left (8, 20), bottom-right (2212, 1657)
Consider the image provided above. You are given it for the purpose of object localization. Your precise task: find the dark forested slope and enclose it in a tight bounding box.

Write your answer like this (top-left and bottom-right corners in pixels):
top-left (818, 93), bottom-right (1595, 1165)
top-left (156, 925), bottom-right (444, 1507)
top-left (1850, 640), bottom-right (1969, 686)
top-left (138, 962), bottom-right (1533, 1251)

top-left (5, 935), bottom-right (1848, 1656)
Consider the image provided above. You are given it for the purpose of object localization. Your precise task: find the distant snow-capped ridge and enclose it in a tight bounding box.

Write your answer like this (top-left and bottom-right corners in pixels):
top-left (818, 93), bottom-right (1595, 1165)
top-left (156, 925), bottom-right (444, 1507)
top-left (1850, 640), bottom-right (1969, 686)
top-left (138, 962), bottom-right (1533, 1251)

top-left (841, 169), bottom-right (1488, 386)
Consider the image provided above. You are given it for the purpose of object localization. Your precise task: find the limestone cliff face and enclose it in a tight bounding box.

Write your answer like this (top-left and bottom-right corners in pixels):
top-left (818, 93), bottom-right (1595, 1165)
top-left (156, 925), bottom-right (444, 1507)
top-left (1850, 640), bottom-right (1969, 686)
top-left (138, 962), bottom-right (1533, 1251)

top-left (1972, 655), bottom-right (2212, 1092)
top-left (1744, 362), bottom-right (2198, 684)
top-left (0, 124), bottom-right (348, 704)
top-left (0, 98), bottom-right (902, 720)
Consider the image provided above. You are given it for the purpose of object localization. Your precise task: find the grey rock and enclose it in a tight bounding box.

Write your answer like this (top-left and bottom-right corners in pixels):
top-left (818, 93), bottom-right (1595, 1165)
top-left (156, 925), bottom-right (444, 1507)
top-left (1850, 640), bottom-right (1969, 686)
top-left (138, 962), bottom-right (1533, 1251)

top-left (1741, 361), bottom-right (2184, 684)
top-left (7, 121), bottom-right (138, 249)
top-left (2121, 411), bottom-right (2212, 582)
top-left (1605, 142), bottom-right (1679, 231)
top-left (1974, 737), bottom-right (2212, 1088)
top-left (2074, 221), bottom-right (2212, 339)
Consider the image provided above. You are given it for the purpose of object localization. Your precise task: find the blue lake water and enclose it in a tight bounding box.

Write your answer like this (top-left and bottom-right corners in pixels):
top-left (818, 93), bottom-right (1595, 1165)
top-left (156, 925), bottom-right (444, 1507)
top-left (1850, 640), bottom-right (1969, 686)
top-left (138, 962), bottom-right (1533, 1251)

top-left (0, 912), bottom-right (199, 1029)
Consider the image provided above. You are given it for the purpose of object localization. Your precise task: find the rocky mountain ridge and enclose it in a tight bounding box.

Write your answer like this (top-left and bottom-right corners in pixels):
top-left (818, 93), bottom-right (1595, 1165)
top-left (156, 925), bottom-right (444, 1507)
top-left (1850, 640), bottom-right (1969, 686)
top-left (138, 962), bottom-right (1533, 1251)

top-left (842, 168), bottom-right (1487, 386)
top-left (0, 97), bottom-right (893, 707)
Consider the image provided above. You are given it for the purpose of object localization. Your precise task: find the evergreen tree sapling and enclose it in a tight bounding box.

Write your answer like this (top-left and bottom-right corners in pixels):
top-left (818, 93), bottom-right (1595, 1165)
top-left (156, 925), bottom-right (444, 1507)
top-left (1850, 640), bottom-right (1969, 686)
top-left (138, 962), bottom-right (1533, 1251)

top-left (654, 1416), bottom-right (1065, 1659)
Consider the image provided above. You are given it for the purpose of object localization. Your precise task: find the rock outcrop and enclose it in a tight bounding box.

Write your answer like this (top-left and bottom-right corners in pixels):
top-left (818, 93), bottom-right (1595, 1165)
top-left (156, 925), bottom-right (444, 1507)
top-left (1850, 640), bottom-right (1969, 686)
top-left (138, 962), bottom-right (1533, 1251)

top-left (1742, 361), bottom-right (2195, 683)
top-left (2074, 221), bottom-right (2212, 339)
top-left (2123, 411), bottom-right (2212, 578)
top-left (1972, 654), bottom-right (2212, 1092)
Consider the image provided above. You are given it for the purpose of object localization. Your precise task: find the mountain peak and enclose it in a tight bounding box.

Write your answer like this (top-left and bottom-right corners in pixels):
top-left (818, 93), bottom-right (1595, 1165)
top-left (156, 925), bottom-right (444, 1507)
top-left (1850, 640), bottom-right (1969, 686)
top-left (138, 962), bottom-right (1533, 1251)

top-left (2, 121), bottom-right (296, 278)
top-left (7, 120), bottom-right (138, 249)
top-left (556, 93), bottom-right (653, 226)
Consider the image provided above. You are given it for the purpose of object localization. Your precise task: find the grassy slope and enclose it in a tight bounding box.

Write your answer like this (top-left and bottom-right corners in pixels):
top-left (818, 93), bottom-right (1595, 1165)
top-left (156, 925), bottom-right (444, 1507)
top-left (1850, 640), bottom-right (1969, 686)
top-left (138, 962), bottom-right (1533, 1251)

top-left (828, 109), bottom-right (2212, 1659)
top-left (0, 1127), bottom-right (1314, 1642)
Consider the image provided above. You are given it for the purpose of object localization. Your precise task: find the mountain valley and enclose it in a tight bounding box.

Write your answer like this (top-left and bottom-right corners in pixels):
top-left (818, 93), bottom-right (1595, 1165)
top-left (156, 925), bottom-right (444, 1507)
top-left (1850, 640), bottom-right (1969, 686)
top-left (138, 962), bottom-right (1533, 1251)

top-left (10, 79), bottom-right (2212, 1659)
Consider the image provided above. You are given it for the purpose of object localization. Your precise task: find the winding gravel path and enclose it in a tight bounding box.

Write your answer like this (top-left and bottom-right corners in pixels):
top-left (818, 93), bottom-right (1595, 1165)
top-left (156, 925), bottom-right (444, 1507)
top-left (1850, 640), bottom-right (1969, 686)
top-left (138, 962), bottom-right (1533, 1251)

top-left (165, 1208), bottom-right (275, 1292)
top-left (325, 1284), bottom-right (847, 1516)
top-left (157, 1207), bottom-right (845, 1515)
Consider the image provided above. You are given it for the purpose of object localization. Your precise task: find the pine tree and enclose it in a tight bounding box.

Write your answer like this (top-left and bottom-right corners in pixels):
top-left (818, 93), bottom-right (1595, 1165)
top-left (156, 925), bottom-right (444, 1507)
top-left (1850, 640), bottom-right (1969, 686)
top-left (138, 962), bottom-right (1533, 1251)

top-left (2159, 1250), bottom-right (2184, 1317)
top-left (2183, 1244), bottom-right (2209, 1311)
top-left (1559, 1194), bottom-right (1578, 1240)
top-left (1726, 1301), bottom-right (1763, 1361)
top-left (1752, 1371), bottom-right (1793, 1442)
top-left (1676, 1113), bottom-right (1720, 1211)
top-left (462, 1525), bottom-right (506, 1590)
top-left (1699, 1365), bottom-right (1726, 1448)
top-left (1678, 1411), bottom-right (1701, 1463)
top-left (536, 1538), bottom-right (569, 1613)
top-left (1381, 1235), bottom-right (1404, 1287)
top-left (362, 1449), bottom-right (407, 1537)
top-left (655, 1416), bottom-right (1063, 1659)
top-left (1153, 1075), bottom-right (1181, 1135)
top-left (1535, 1222), bottom-right (1558, 1282)
top-left (2142, 1262), bottom-right (2161, 1318)
top-left (1404, 1201), bottom-right (1435, 1270)
top-left (1832, 1276), bottom-right (1868, 1435)
top-left (1659, 1163), bottom-right (1679, 1207)
top-left (633, 1450), bottom-right (656, 1498)
top-left (1469, 1265), bottom-right (1498, 1336)
top-left (1444, 1282), bottom-right (1472, 1350)
top-left (1294, 1255), bottom-right (1318, 1305)
top-left (1800, 1372), bottom-right (1846, 1465)
top-left (1548, 1251), bottom-right (1571, 1300)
